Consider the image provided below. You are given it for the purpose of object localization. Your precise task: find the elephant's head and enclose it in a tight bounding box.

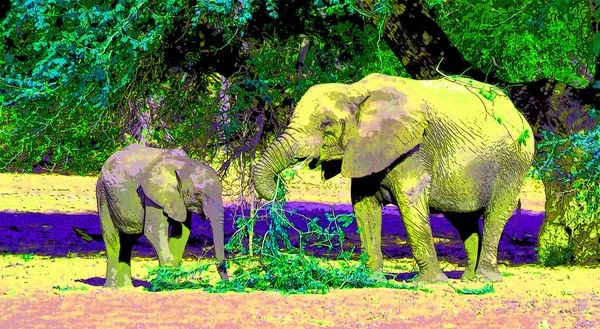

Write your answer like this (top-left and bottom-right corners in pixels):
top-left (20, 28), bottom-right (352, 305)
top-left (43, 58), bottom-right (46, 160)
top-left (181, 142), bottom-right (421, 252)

top-left (253, 73), bottom-right (429, 201)
top-left (139, 155), bottom-right (228, 279)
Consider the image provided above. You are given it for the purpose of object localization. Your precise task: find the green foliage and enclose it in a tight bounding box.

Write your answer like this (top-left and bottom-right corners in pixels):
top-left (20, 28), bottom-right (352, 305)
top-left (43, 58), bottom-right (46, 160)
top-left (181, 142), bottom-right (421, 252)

top-left (534, 244), bottom-right (574, 267)
top-left (532, 126), bottom-right (600, 185)
top-left (478, 87), bottom-right (497, 101)
top-left (0, 1), bottom-right (263, 172)
top-left (517, 129), bottom-right (531, 146)
top-left (145, 263), bottom-right (212, 292)
top-left (226, 169), bottom-right (355, 258)
top-left (0, 0), bottom-right (187, 172)
top-left (531, 123), bottom-right (600, 265)
top-left (1, 0), bottom-right (591, 178)
top-left (22, 252), bottom-right (34, 262)
top-left (52, 285), bottom-right (89, 292)
top-left (1, 0), bottom-right (408, 173)
top-left (429, 0), bottom-right (594, 86)
top-left (145, 169), bottom-right (432, 294)
top-left (449, 283), bottom-right (495, 295)
top-left (145, 253), bottom-right (433, 294)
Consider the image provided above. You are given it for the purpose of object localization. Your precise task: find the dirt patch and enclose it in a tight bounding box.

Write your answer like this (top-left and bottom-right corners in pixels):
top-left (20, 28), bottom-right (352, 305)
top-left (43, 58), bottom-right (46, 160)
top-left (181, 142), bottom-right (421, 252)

top-left (0, 169), bottom-right (546, 214)
top-left (1, 255), bottom-right (598, 328)
top-left (1, 171), bottom-right (599, 328)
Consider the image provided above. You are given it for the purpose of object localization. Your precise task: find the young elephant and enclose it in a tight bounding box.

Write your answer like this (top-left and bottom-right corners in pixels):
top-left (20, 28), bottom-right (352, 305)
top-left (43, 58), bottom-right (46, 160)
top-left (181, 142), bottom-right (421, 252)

top-left (96, 144), bottom-right (228, 288)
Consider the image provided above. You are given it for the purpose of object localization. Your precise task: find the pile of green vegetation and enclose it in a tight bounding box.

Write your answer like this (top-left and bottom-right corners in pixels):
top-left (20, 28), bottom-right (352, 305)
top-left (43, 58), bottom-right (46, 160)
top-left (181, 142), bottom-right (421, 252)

top-left (144, 169), bottom-right (494, 295)
top-left (145, 169), bottom-right (420, 294)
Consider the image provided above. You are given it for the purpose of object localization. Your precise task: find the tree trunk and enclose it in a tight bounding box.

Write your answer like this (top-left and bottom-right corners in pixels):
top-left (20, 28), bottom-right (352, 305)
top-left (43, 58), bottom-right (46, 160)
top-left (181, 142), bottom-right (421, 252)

top-left (246, 150), bottom-right (257, 256)
top-left (217, 75), bottom-right (232, 142)
top-left (358, 0), bottom-right (494, 81)
top-left (290, 34), bottom-right (311, 114)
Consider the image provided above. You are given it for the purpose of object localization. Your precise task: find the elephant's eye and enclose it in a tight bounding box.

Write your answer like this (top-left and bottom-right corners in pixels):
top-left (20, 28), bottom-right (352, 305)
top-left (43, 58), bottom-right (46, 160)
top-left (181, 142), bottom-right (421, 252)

top-left (320, 120), bottom-right (332, 129)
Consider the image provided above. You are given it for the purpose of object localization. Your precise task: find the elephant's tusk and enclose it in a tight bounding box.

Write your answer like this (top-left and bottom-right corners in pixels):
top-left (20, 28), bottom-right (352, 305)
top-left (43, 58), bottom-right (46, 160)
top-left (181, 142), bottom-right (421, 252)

top-left (291, 157), bottom-right (311, 170)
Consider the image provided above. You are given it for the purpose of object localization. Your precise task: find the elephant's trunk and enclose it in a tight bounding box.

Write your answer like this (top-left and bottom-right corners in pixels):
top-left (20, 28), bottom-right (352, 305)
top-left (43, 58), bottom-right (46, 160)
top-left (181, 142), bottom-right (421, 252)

top-left (202, 190), bottom-right (228, 280)
top-left (254, 130), bottom-right (306, 201)
top-left (208, 211), bottom-right (228, 280)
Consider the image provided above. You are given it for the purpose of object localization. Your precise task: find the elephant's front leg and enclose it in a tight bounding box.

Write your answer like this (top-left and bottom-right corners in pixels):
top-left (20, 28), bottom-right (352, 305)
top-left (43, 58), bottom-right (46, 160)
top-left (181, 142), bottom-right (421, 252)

top-left (351, 181), bottom-right (384, 279)
top-left (168, 212), bottom-right (192, 264)
top-left (399, 205), bottom-right (448, 283)
top-left (393, 183), bottom-right (448, 284)
top-left (144, 206), bottom-right (179, 268)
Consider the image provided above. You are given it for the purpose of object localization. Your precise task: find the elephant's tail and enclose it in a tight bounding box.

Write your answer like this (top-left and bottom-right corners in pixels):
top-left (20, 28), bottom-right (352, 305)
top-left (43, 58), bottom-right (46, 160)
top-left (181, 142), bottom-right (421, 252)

top-left (516, 198), bottom-right (522, 216)
top-left (72, 226), bottom-right (103, 242)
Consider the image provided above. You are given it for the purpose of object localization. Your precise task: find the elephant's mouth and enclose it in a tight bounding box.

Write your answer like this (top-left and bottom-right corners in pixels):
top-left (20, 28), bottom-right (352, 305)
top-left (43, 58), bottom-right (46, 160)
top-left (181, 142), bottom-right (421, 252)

top-left (285, 156), bottom-right (320, 170)
top-left (307, 156), bottom-right (321, 169)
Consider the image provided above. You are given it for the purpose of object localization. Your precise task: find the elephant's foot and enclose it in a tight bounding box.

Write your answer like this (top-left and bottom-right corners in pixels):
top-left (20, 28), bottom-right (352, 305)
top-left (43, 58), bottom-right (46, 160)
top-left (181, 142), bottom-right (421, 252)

top-left (460, 269), bottom-right (477, 282)
top-left (102, 275), bottom-right (120, 289)
top-left (217, 260), bottom-right (229, 281)
top-left (103, 279), bottom-right (134, 289)
top-left (159, 258), bottom-right (179, 268)
top-left (102, 281), bottom-right (119, 289)
top-left (474, 266), bottom-right (503, 283)
top-left (413, 270), bottom-right (448, 284)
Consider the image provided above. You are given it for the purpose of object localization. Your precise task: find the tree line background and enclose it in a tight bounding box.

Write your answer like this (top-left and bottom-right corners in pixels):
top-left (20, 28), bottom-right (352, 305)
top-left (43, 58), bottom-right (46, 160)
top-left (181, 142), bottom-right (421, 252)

top-left (1, 0), bottom-right (599, 266)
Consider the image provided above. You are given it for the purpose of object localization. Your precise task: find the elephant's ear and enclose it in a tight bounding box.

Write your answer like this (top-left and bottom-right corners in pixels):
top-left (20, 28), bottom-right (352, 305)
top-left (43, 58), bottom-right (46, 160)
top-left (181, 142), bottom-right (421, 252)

top-left (342, 87), bottom-right (429, 178)
top-left (140, 158), bottom-right (188, 223)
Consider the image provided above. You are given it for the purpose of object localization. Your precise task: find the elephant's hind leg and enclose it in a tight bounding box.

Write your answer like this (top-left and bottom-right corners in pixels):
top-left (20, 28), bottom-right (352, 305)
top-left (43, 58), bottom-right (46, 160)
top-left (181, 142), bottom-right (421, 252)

top-left (478, 198), bottom-right (518, 282)
top-left (97, 181), bottom-right (126, 288)
top-left (98, 180), bottom-right (140, 288)
top-left (99, 210), bottom-right (139, 288)
top-left (98, 196), bottom-right (121, 288)
top-left (443, 210), bottom-right (484, 281)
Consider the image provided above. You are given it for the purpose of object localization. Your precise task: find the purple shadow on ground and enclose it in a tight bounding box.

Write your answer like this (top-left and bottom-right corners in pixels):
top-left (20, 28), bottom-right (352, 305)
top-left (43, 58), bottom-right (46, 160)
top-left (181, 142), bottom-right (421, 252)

top-left (0, 202), bottom-right (544, 287)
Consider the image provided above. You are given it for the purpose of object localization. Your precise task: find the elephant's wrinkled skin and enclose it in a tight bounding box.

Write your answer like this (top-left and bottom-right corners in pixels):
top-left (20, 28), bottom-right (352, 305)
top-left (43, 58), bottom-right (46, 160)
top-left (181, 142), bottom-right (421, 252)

top-left (96, 144), bottom-right (228, 288)
top-left (253, 73), bottom-right (535, 283)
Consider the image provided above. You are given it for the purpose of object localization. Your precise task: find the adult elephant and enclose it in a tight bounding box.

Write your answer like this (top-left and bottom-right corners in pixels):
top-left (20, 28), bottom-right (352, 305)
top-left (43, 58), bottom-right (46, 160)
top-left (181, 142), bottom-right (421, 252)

top-left (96, 144), bottom-right (228, 288)
top-left (253, 73), bottom-right (535, 283)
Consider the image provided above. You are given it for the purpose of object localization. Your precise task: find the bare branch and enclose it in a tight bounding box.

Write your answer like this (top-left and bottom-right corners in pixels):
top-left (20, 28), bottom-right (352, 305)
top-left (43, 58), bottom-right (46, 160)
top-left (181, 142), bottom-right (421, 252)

top-left (216, 110), bottom-right (265, 176)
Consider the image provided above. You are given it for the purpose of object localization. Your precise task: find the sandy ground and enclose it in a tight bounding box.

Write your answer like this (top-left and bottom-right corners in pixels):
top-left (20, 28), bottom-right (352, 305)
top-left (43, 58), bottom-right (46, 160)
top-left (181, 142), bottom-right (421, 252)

top-left (1, 169), bottom-right (599, 328)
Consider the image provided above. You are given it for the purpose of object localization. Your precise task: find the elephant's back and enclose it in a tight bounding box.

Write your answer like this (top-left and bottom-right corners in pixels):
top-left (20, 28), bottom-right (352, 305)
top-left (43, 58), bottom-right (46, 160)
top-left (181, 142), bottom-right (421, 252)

top-left (420, 95), bottom-right (534, 211)
top-left (100, 145), bottom-right (169, 184)
top-left (422, 78), bottom-right (532, 144)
